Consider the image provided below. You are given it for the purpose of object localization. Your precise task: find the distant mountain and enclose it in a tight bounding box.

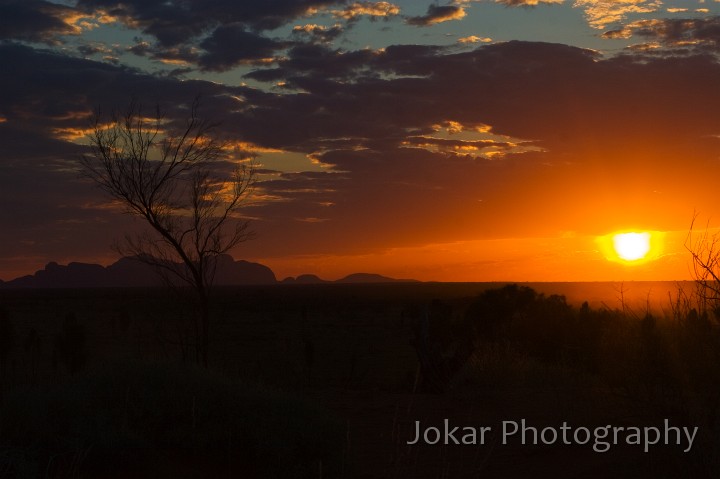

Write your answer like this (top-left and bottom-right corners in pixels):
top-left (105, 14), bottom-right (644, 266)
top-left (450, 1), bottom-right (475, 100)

top-left (212, 255), bottom-right (277, 285)
top-left (1, 257), bottom-right (419, 288)
top-left (336, 273), bottom-right (419, 284)
top-left (0, 254), bottom-right (276, 289)
top-left (282, 272), bottom-right (418, 284)
top-left (6, 261), bottom-right (116, 289)
top-left (281, 274), bottom-right (329, 284)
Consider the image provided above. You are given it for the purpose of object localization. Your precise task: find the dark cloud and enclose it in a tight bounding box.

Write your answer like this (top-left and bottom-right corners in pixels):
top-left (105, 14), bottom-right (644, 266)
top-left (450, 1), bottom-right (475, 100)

top-left (406, 4), bottom-right (466, 26)
top-left (0, 0), bottom-right (79, 44)
top-left (125, 28), bottom-right (291, 72)
top-left (245, 43), bottom-right (382, 83)
top-left (76, 0), bottom-right (200, 47)
top-left (198, 25), bottom-right (289, 71)
top-left (76, 0), bottom-right (347, 46)
top-left (231, 40), bottom-right (720, 168)
top-left (84, 0), bottom-right (332, 72)
top-left (244, 43), bottom-right (445, 85)
top-left (150, 45), bottom-right (201, 67)
top-left (0, 0), bottom-right (401, 80)
top-left (0, 43), bottom-right (229, 131)
top-left (125, 40), bottom-right (202, 69)
top-left (60, 0), bottom-right (357, 74)
top-left (603, 16), bottom-right (720, 52)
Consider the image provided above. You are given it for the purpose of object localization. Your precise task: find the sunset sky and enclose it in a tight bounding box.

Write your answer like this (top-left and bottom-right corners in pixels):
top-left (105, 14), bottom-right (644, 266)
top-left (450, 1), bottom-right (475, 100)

top-left (2, 0), bottom-right (720, 282)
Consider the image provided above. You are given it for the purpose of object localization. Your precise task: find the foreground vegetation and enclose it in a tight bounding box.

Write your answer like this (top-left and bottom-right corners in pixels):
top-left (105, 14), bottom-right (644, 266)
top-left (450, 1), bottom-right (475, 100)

top-left (1, 283), bottom-right (720, 477)
top-left (0, 359), bottom-right (343, 478)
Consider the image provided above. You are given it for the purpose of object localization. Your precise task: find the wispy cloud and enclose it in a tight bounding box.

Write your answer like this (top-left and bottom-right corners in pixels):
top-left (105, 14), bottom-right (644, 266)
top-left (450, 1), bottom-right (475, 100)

top-left (495, 0), bottom-right (563, 5)
top-left (292, 23), bottom-right (345, 43)
top-left (458, 35), bottom-right (492, 43)
top-left (407, 5), bottom-right (467, 26)
top-left (331, 1), bottom-right (400, 20)
top-left (603, 16), bottom-right (720, 51)
top-left (574, 0), bottom-right (662, 29)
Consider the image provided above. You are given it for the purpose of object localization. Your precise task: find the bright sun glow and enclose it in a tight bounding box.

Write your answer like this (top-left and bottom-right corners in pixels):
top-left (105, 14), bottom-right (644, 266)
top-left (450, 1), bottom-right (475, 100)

top-left (612, 232), bottom-right (651, 261)
top-left (596, 230), bottom-right (664, 265)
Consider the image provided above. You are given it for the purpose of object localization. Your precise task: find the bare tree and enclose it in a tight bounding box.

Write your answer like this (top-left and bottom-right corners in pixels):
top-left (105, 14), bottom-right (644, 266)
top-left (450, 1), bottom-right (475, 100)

top-left (80, 98), bottom-right (255, 366)
top-left (685, 214), bottom-right (720, 314)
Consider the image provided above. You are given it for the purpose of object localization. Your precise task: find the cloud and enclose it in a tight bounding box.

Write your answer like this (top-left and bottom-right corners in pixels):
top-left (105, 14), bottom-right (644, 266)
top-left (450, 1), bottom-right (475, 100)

top-left (76, 0), bottom-right (346, 46)
top-left (124, 27), bottom-right (290, 72)
top-left (458, 35), bottom-right (492, 43)
top-left (492, 0), bottom-right (666, 31)
top-left (331, 1), bottom-right (401, 20)
top-left (77, 42), bottom-right (115, 57)
top-left (149, 45), bottom-right (201, 67)
top-left (0, 0), bottom-right (83, 44)
top-left (574, 0), bottom-right (662, 30)
top-left (71, 1), bottom-right (375, 72)
top-left (603, 16), bottom-right (720, 51)
top-left (197, 25), bottom-right (289, 71)
top-left (244, 43), bottom-right (382, 83)
top-left (495, 0), bottom-right (563, 5)
top-left (407, 4), bottom-right (467, 26)
top-left (126, 39), bottom-right (152, 56)
top-left (400, 135), bottom-right (516, 156)
top-left (292, 23), bottom-right (345, 43)
top-left (487, 0), bottom-right (671, 33)
top-left (0, 45), bottom-right (254, 124)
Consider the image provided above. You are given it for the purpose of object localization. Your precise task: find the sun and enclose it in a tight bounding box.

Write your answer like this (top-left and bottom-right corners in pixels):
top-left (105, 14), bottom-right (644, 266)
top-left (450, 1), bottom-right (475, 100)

top-left (612, 232), bottom-right (651, 261)
top-left (596, 230), bottom-right (664, 264)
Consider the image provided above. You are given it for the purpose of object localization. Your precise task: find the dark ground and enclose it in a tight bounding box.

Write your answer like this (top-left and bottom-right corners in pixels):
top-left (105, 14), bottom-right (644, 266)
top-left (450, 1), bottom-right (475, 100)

top-left (0, 283), bottom-right (715, 478)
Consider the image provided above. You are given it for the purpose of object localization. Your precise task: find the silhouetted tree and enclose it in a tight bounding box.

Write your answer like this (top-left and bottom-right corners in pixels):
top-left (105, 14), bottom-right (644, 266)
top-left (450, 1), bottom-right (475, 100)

top-left (685, 215), bottom-right (720, 318)
top-left (465, 285), bottom-right (588, 364)
top-left (80, 98), bottom-right (255, 367)
top-left (464, 284), bottom-right (537, 341)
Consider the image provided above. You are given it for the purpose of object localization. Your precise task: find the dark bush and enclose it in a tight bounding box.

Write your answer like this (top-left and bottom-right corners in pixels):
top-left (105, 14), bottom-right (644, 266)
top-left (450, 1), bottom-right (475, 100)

top-left (464, 285), bottom-right (609, 371)
top-left (464, 284), bottom-right (538, 341)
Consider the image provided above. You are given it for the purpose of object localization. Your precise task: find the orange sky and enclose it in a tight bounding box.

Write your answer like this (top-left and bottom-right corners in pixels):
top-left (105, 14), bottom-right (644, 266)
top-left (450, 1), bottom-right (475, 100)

top-left (255, 229), bottom-right (697, 282)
